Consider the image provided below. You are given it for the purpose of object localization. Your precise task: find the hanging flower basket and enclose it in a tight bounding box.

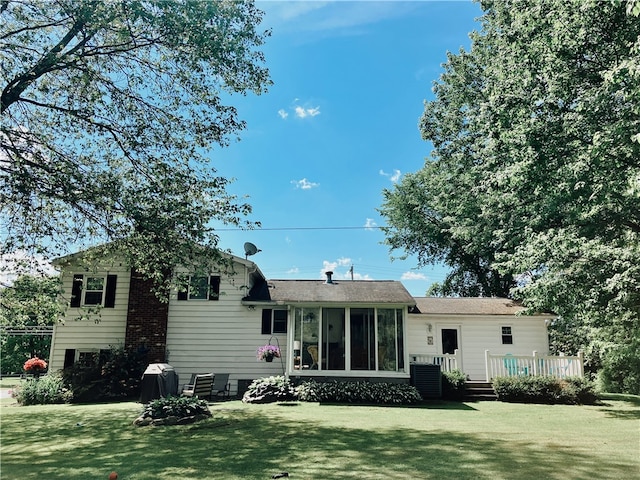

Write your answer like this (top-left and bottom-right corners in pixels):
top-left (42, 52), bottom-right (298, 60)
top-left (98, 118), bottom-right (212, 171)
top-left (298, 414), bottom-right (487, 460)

top-left (257, 345), bottom-right (281, 362)
top-left (24, 357), bottom-right (47, 377)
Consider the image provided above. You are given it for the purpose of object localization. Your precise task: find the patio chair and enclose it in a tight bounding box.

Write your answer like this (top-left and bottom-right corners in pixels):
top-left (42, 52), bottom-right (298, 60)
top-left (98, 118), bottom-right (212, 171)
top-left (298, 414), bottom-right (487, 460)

top-left (211, 373), bottom-right (230, 398)
top-left (181, 373), bottom-right (214, 400)
top-left (307, 345), bottom-right (319, 369)
top-left (503, 355), bottom-right (519, 376)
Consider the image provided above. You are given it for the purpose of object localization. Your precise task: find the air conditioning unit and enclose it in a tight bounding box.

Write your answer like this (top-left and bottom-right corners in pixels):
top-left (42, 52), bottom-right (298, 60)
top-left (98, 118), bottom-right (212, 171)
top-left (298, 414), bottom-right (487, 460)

top-left (410, 363), bottom-right (442, 399)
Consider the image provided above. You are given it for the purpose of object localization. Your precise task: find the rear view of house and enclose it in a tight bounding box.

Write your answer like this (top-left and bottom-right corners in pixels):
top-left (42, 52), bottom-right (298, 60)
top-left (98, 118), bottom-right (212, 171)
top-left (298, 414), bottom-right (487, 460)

top-left (49, 246), bottom-right (564, 396)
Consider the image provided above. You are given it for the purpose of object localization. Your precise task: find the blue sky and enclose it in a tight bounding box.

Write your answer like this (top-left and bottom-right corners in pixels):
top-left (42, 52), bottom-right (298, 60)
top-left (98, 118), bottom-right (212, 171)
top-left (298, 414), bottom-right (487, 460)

top-left (208, 1), bottom-right (483, 297)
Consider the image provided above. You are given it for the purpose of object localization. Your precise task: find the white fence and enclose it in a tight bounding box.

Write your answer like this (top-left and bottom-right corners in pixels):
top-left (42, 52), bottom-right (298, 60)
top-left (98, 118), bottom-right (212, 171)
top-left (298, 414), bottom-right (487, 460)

top-left (0, 326), bottom-right (54, 336)
top-left (485, 350), bottom-right (584, 382)
top-left (410, 350), bottom-right (460, 373)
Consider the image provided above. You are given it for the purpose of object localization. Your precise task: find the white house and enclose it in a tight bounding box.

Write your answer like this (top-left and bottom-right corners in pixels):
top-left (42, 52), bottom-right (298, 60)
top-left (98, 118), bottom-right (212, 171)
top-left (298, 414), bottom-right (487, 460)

top-left (48, 248), bottom-right (415, 395)
top-left (407, 297), bottom-right (555, 381)
top-left (48, 247), bottom-right (563, 395)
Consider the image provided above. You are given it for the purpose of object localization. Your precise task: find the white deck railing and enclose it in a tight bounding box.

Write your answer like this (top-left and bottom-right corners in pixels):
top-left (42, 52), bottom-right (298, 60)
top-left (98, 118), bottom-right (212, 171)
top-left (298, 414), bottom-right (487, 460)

top-left (485, 350), bottom-right (584, 382)
top-left (410, 350), bottom-right (460, 373)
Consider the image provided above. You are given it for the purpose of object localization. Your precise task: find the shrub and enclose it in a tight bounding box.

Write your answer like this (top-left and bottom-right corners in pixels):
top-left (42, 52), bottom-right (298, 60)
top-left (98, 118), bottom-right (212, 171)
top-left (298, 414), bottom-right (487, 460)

top-left (296, 380), bottom-right (422, 405)
top-left (12, 373), bottom-right (73, 405)
top-left (442, 370), bottom-right (467, 400)
top-left (559, 377), bottom-right (599, 405)
top-left (597, 343), bottom-right (640, 395)
top-left (242, 375), bottom-right (297, 404)
top-left (493, 376), bottom-right (599, 405)
top-left (139, 395), bottom-right (211, 420)
top-left (61, 345), bottom-right (147, 402)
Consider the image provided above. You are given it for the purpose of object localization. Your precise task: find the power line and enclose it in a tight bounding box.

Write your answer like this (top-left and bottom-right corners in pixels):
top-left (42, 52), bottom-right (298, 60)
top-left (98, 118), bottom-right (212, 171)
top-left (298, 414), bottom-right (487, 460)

top-left (214, 226), bottom-right (386, 231)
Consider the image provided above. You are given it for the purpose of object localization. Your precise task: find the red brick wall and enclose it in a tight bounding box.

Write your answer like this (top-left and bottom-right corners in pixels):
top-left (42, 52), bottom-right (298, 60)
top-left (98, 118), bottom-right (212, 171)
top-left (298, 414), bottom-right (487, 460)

top-left (125, 269), bottom-right (169, 363)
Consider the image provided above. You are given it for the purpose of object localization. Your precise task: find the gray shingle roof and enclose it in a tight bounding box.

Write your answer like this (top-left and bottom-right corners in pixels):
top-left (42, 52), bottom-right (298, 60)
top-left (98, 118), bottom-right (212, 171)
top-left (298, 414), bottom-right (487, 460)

top-left (411, 297), bottom-right (529, 315)
top-left (266, 279), bottom-right (415, 305)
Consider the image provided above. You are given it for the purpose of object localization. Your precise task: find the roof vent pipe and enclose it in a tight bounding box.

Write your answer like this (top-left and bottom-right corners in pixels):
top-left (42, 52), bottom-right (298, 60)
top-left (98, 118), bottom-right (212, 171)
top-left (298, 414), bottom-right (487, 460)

top-left (325, 271), bottom-right (334, 284)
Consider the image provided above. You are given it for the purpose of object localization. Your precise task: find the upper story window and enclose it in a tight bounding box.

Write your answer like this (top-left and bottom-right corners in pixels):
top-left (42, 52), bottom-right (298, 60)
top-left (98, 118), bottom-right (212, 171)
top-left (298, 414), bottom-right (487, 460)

top-left (177, 275), bottom-right (220, 301)
top-left (501, 326), bottom-right (513, 344)
top-left (70, 274), bottom-right (117, 308)
top-left (84, 277), bottom-right (105, 305)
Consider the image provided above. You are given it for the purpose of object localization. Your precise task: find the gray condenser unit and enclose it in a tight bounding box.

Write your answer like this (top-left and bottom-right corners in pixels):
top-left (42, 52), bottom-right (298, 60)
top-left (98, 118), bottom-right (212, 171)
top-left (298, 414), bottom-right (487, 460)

top-left (410, 363), bottom-right (442, 399)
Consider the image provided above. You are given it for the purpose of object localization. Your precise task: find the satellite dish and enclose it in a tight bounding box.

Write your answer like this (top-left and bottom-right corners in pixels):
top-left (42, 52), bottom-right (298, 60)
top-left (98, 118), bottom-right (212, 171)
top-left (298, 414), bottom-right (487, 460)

top-left (244, 242), bottom-right (261, 258)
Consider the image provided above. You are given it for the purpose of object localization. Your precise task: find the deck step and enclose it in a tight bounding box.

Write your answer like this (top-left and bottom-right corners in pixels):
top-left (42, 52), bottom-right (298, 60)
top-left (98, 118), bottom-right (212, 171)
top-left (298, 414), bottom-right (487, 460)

top-left (464, 381), bottom-right (497, 401)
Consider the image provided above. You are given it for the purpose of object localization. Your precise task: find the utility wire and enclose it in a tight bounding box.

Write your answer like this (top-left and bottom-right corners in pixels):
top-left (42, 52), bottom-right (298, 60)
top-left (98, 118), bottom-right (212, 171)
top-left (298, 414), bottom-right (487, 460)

top-left (214, 226), bottom-right (386, 231)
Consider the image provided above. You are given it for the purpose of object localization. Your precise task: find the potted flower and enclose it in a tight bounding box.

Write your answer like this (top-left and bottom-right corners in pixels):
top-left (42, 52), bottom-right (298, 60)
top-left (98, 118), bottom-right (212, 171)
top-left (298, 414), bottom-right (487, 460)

top-left (24, 357), bottom-right (47, 378)
top-left (257, 345), bottom-right (281, 362)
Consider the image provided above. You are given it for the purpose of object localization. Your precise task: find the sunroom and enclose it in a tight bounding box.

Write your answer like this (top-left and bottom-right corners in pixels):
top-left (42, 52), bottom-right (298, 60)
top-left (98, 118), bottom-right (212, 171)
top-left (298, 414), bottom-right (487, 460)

top-left (259, 274), bottom-right (416, 380)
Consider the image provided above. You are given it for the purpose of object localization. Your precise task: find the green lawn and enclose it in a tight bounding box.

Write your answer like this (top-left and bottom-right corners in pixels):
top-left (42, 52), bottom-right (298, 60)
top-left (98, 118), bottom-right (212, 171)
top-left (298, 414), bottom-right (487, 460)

top-left (1, 396), bottom-right (638, 480)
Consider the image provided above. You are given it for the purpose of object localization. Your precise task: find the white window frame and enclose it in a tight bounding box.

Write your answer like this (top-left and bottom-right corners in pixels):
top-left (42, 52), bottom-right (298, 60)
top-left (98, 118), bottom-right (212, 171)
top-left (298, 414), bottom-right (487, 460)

top-left (83, 276), bottom-right (106, 306)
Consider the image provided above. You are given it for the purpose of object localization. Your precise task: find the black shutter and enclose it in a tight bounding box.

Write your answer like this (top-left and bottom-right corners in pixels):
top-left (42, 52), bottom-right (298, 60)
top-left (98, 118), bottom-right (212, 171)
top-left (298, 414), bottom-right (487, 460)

top-left (261, 309), bottom-right (272, 334)
top-left (209, 275), bottom-right (220, 301)
top-left (104, 275), bottom-right (117, 308)
top-left (63, 349), bottom-right (76, 369)
top-left (70, 274), bottom-right (83, 307)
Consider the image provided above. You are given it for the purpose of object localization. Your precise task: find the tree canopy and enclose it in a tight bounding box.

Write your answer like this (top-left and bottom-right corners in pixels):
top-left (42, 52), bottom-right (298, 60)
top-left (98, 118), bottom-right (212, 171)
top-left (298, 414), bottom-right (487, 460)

top-left (379, 0), bottom-right (640, 393)
top-left (0, 275), bottom-right (62, 372)
top-left (1, 0), bottom-right (271, 286)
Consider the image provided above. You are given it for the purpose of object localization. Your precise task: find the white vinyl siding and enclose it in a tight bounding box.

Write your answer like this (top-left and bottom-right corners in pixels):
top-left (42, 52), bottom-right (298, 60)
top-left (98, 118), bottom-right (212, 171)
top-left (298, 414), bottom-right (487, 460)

top-left (49, 261), bottom-right (130, 372)
top-left (166, 271), bottom-right (286, 396)
top-left (406, 314), bottom-right (549, 381)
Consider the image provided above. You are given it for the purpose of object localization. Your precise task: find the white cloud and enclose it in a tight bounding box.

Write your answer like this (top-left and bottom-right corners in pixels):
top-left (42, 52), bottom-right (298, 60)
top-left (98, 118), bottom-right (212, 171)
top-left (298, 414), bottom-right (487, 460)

top-left (320, 258), bottom-right (372, 281)
top-left (291, 178), bottom-right (319, 190)
top-left (379, 169), bottom-right (401, 182)
top-left (321, 260), bottom-right (338, 274)
top-left (401, 271), bottom-right (428, 281)
top-left (278, 100), bottom-right (321, 121)
top-left (294, 105), bottom-right (321, 118)
top-left (364, 218), bottom-right (377, 230)
top-left (287, 266), bottom-right (299, 274)
top-left (261, 1), bottom-right (421, 37)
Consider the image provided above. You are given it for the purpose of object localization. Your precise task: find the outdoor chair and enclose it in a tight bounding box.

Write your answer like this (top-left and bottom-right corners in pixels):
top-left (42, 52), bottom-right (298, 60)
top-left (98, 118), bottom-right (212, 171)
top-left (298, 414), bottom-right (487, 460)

top-left (181, 373), bottom-right (214, 400)
top-left (211, 373), bottom-right (231, 398)
top-left (503, 355), bottom-right (519, 376)
top-left (307, 345), bottom-right (319, 369)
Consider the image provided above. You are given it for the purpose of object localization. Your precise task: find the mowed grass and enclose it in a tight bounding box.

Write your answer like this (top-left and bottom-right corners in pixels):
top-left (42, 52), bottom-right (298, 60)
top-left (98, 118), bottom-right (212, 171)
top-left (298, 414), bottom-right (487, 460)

top-left (1, 396), bottom-right (639, 480)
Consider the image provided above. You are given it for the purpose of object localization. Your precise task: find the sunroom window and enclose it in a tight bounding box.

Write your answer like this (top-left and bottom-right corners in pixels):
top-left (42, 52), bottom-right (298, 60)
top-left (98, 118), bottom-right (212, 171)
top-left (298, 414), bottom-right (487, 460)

top-left (291, 306), bottom-right (405, 372)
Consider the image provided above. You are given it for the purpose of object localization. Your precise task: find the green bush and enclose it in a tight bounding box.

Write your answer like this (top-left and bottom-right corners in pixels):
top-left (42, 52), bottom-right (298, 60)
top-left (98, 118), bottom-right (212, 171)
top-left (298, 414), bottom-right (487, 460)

top-left (139, 395), bottom-right (211, 420)
top-left (61, 345), bottom-right (147, 402)
top-left (442, 369), bottom-right (467, 400)
top-left (597, 343), bottom-right (640, 395)
top-left (296, 380), bottom-right (422, 405)
top-left (242, 375), bottom-right (297, 404)
top-left (559, 377), bottom-right (600, 405)
top-left (493, 376), bottom-right (599, 405)
top-left (12, 373), bottom-right (73, 406)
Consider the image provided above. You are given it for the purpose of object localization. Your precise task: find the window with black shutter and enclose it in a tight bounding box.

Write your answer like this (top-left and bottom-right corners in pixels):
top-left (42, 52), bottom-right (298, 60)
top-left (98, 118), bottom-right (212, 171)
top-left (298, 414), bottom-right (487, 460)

top-left (69, 274), bottom-right (116, 307)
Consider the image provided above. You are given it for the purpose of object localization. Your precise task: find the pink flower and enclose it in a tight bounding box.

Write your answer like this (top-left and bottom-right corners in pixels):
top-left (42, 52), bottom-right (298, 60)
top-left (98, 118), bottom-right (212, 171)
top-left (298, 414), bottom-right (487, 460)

top-left (256, 345), bottom-right (281, 361)
top-left (24, 357), bottom-right (47, 372)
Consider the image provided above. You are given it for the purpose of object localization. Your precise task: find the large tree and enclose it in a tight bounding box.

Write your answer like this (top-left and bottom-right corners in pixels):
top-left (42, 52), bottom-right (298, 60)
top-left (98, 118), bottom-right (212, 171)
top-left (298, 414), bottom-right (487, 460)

top-left (1, 0), bottom-right (271, 288)
top-left (380, 0), bottom-right (640, 393)
top-left (0, 275), bottom-right (62, 373)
